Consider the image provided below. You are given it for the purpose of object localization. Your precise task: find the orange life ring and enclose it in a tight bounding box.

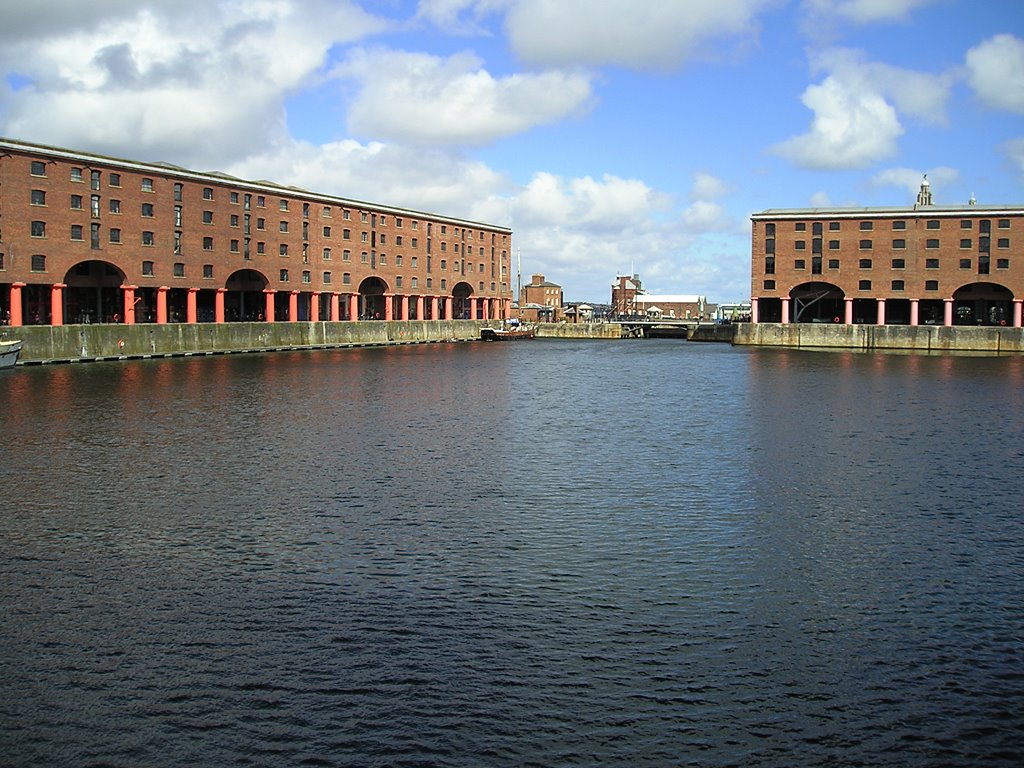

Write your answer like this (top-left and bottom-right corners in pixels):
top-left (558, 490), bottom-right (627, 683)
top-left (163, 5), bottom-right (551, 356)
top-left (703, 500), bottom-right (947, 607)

top-left (1000, 319), bottom-right (1006, 326)
top-left (834, 317), bottom-right (840, 323)
top-left (118, 339), bottom-right (125, 348)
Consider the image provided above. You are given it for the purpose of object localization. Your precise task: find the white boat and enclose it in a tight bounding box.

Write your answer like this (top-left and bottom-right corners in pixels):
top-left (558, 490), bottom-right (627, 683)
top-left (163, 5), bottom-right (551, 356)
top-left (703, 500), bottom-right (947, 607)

top-left (0, 339), bottom-right (23, 368)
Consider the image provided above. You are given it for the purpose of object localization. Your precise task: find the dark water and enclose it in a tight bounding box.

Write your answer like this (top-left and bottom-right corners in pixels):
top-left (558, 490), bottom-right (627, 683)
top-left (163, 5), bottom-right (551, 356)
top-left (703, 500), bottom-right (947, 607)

top-left (1, 341), bottom-right (1022, 767)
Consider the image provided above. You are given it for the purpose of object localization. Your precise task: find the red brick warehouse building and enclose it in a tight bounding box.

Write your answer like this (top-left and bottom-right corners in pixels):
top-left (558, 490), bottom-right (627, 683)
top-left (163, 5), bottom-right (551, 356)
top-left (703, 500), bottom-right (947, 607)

top-left (0, 137), bottom-right (513, 327)
top-left (750, 177), bottom-right (1024, 328)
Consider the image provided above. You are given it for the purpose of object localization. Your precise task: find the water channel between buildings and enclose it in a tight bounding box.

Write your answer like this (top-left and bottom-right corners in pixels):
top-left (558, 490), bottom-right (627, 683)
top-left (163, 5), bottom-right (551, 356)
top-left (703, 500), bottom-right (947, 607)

top-left (1, 340), bottom-right (1022, 766)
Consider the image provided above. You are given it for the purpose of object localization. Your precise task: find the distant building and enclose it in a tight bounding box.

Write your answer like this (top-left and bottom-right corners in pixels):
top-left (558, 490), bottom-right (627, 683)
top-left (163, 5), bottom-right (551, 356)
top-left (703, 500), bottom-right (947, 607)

top-left (750, 177), bottom-right (1024, 326)
top-left (520, 273), bottom-right (563, 322)
top-left (611, 273), bottom-right (708, 320)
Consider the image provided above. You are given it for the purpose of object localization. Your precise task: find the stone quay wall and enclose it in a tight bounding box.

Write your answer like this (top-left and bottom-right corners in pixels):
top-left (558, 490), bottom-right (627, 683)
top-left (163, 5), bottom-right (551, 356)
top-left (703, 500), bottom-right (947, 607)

top-left (1, 320), bottom-right (485, 365)
top-left (734, 322), bottom-right (1024, 353)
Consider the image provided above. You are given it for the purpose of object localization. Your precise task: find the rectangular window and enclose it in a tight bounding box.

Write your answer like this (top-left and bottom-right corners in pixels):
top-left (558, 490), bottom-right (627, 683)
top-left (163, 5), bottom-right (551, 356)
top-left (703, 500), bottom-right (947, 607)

top-left (343, 249), bottom-right (351, 261)
top-left (174, 183), bottom-right (183, 201)
top-left (892, 220), bottom-right (906, 230)
top-left (70, 168), bottom-right (83, 182)
top-left (411, 277), bottom-right (418, 289)
top-left (279, 221), bottom-right (288, 233)
top-left (142, 178), bottom-right (154, 192)
top-left (997, 238), bottom-right (1009, 248)
top-left (71, 224), bottom-right (83, 241)
top-left (859, 279), bottom-right (871, 290)
top-left (142, 203), bottom-right (154, 217)
top-left (142, 260), bottom-right (154, 276)
top-left (324, 271), bottom-right (332, 284)
top-left (828, 259), bottom-right (839, 269)
top-left (93, 224), bottom-right (102, 249)
top-left (795, 222), bottom-right (806, 231)
top-left (795, 240), bottom-right (806, 250)
top-left (279, 244), bottom-right (288, 256)
top-left (828, 240), bottom-right (840, 250)
top-left (279, 200), bottom-right (289, 211)
top-left (230, 239), bottom-right (239, 253)
top-left (92, 195), bottom-right (101, 218)
top-left (203, 211), bottom-right (214, 224)
top-left (30, 161), bottom-right (46, 176)
top-left (925, 280), bottom-right (938, 291)
top-left (411, 238), bottom-right (418, 248)
top-left (961, 219), bottom-right (973, 229)
top-left (31, 221), bottom-right (46, 237)
top-left (960, 258), bottom-right (971, 269)
top-left (812, 222), bottom-right (823, 235)
top-left (323, 247), bottom-right (331, 260)
top-left (794, 259), bottom-right (805, 269)
top-left (892, 239), bottom-right (906, 249)
top-left (31, 189), bottom-right (46, 205)
top-left (765, 238), bottom-right (775, 255)
top-left (302, 271), bottom-right (311, 284)
top-left (257, 242), bottom-right (266, 254)
top-left (926, 220), bottom-right (940, 229)
top-left (342, 272), bottom-right (351, 285)
top-left (142, 231), bottom-right (154, 246)
top-left (411, 256), bottom-right (418, 268)
top-left (997, 258), bottom-right (1009, 269)
top-left (859, 221), bottom-right (873, 231)
top-left (203, 264), bottom-right (214, 279)
top-left (109, 228), bottom-right (121, 243)
top-left (859, 239), bottom-right (872, 249)
top-left (379, 234), bottom-right (386, 245)
top-left (765, 223), bottom-right (776, 236)
top-left (858, 258), bottom-right (873, 268)
top-left (71, 194), bottom-right (83, 210)
top-left (109, 173), bottom-right (121, 187)
top-left (203, 237), bottom-right (213, 251)
top-left (960, 238), bottom-right (971, 249)
top-left (891, 280), bottom-right (904, 291)
top-left (280, 268), bottom-right (289, 281)
top-left (31, 254), bottom-right (46, 271)
top-left (926, 239), bottom-right (940, 248)
top-left (90, 171), bottom-right (101, 190)
top-left (323, 226), bottom-right (331, 237)
top-left (200, 187), bottom-right (212, 201)
top-left (998, 219), bottom-right (1010, 229)
top-left (174, 263), bottom-right (185, 277)
top-left (926, 258), bottom-right (939, 268)
top-left (395, 276), bottom-right (403, 288)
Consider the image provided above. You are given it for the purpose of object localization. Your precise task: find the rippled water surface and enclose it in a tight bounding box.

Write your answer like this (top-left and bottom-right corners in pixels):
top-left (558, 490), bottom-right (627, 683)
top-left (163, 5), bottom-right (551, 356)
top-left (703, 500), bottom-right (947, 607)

top-left (1, 341), bottom-right (1023, 766)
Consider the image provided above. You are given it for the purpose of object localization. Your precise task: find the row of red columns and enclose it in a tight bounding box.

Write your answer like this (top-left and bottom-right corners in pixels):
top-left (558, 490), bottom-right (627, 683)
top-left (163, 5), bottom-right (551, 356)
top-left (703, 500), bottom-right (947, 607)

top-left (750, 296), bottom-right (1024, 327)
top-left (5, 283), bottom-right (512, 327)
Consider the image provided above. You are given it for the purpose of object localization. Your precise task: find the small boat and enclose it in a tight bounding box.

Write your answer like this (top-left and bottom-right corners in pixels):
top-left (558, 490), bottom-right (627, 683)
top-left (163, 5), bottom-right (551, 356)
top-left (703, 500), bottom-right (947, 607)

top-left (481, 325), bottom-right (535, 341)
top-left (0, 339), bottom-right (23, 368)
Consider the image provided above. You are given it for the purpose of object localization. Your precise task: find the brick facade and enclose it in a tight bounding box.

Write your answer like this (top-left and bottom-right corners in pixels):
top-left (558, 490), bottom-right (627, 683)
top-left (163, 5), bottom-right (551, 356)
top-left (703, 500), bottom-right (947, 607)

top-left (0, 137), bottom-right (512, 326)
top-left (750, 179), bottom-right (1024, 327)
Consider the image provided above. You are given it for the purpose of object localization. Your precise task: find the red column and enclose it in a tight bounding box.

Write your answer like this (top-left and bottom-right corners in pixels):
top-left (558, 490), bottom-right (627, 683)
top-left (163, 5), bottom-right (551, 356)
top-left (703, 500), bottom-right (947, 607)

top-left (310, 291), bottom-right (321, 322)
top-left (943, 298), bottom-right (953, 327)
top-left (843, 298), bottom-right (852, 324)
top-left (384, 293), bottom-right (394, 321)
top-left (288, 291), bottom-right (299, 322)
top-left (445, 296), bottom-right (453, 319)
top-left (121, 285), bottom-right (136, 324)
top-left (156, 287), bottom-right (169, 324)
top-left (186, 288), bottom-right (198, 323)
top-left (8, 283), bottom-right (24, 327)
top-left (781, 298), bottom-right (790, 324)
top-left (750, 297), bottom-right (759, 324)
top-left (215, 288), bottom-right (226, 323)
top-left (348, 293), bottom-right (359, 321)
top-left (330, 292), bottom-right (340, 321)
top-left (50, 283), bottom-right (65, 326)
top-left (1014, 299), bottom-right (1023, 328)
top-left (416, 295), bottom-right (424, 320)
top-left (470, 297), bottom-right (478, 320)
top-left (910, 299), bottom-right (919, 326)
top-left (400, 294), bottom-right (409, 321)
top-left (876, 298), bottom-right (886, 325)
top-left (431, 297), bottom-right (439, 320)
top-left (505, 298), bottom-right (512, 320)
top-left (264, 289), bottom-right (275, 322)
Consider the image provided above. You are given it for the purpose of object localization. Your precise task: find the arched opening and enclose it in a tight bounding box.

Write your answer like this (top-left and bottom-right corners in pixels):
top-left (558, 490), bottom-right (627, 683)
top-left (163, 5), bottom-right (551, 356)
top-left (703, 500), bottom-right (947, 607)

top-left (452, 281), bottom-right (474, 319)
top-left (63, 260), bottom-right (127, 324)
top-left (790, 282), bottom-right (844, 323)
top-left (225, 269), bottom-right (269, 321)
top-left (359, 276), bottom-right (388, 319)
top-left (952, 282), bottom-right (1014, 326)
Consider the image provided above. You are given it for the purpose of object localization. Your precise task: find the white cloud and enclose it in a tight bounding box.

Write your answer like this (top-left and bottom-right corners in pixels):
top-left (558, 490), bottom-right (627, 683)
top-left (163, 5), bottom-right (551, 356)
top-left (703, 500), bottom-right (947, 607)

top-left (871, 166), bottom-right (959, 200)
top-left (771, 48), bottom-right (953, 170)
top-left (0, 1), bottom-right (388, 166)
top-left (966, 34), bottom-right (1024, 114)
top-left (772, 75), bottom-right (903, 170)
top-left (1002, 138), bottom-right (1024, 177)
top-left (335, 48), bottom-right (595, 145)
top-left (809, 191), bottom-right (832, 207)
top-left (801, 0), bottom-right (937, 24)
top-left (502, 0), bottom-right (774, 70)
top-left (690, 172), bottom-right (729, 201)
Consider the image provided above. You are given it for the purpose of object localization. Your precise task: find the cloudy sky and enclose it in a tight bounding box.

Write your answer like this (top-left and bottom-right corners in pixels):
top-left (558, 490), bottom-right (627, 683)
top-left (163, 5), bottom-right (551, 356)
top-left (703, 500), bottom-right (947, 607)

top-left (1, 1), bottom-right (1022, 303)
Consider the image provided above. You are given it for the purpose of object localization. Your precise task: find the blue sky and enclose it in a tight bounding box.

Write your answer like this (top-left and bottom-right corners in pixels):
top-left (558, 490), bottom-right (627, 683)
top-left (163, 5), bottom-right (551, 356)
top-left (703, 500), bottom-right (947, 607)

top-left (1, 1), bottom-right (1022, 303)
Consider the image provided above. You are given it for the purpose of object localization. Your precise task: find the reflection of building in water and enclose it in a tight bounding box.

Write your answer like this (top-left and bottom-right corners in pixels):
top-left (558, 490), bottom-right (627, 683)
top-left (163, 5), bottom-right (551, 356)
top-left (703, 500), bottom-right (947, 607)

top-left (0, 137), bottom-right (512, 327)
top-left (750, 177), bottom-right (1024, 327)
